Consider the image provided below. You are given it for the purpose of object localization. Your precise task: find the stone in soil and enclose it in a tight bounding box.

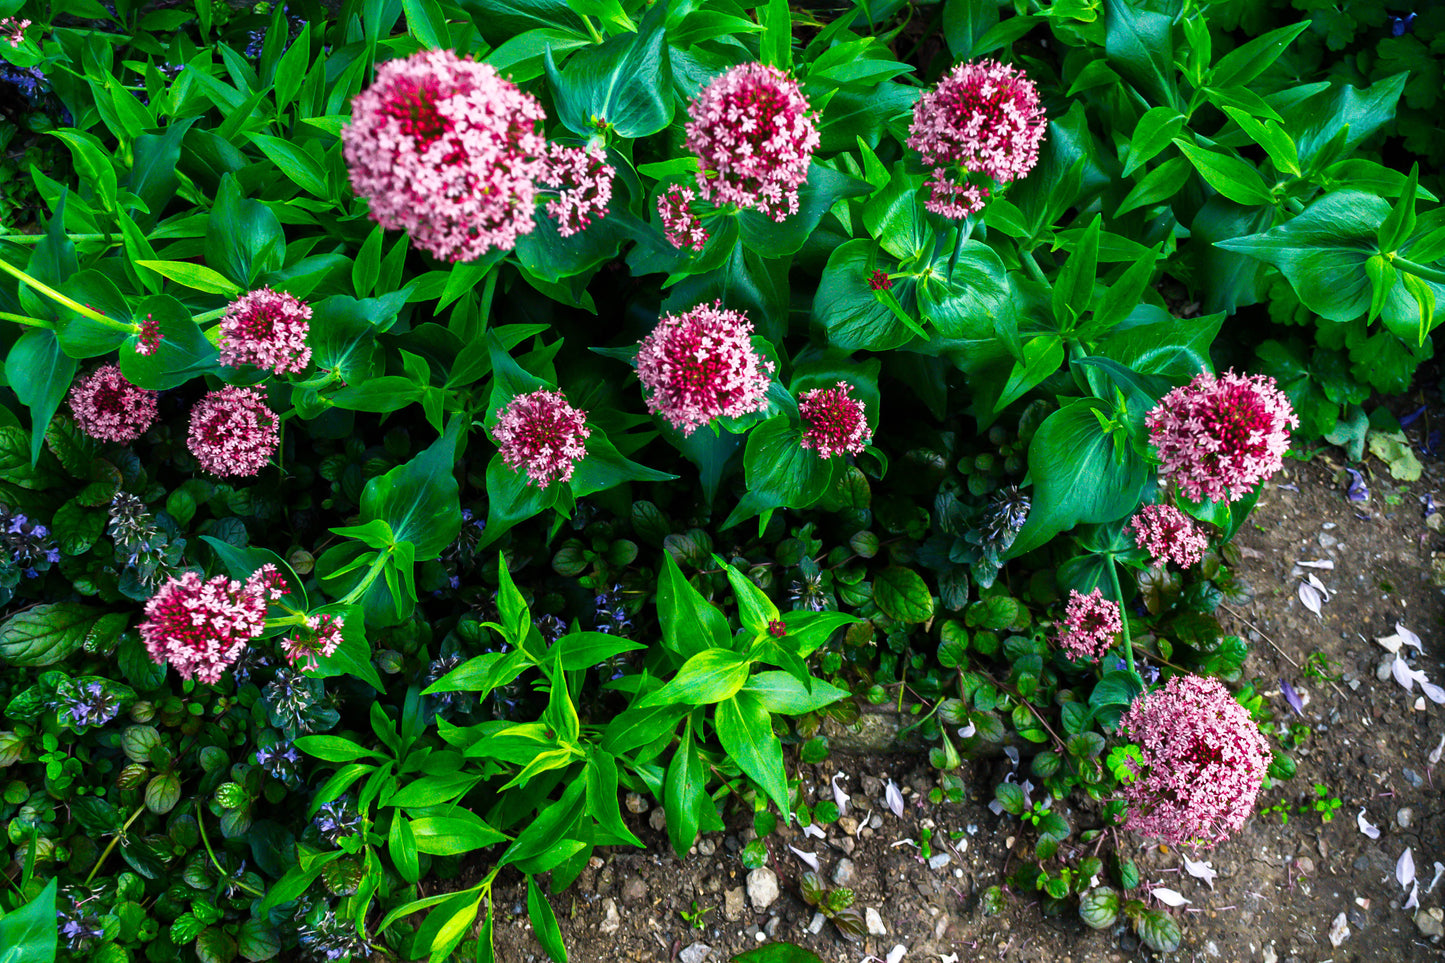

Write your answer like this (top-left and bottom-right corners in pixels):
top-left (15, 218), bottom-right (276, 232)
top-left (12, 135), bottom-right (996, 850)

top-left (621, 877), bottom-right (648, 904)
top-left (833, 857), bottom-right (856, 887)
top-left (1328, 911), bottom-right (1350, 947)
top-left (599, 898), bottom-right (620, 935)
top-left (1418, 907), bottom-right (1444, 939)
top-left (722, 887), bottom-right (746, 921)
top-left (680, 942), bottom-right (712, 963)
top-left (866, 906), bottom-right (887, 936)
top-left (746, 868), bottom-right (779, 911)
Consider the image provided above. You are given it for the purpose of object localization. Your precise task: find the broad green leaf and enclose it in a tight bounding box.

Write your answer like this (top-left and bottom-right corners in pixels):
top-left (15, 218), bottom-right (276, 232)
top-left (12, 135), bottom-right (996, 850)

top-left (1172, 139), bottom-right (1272, 206)
top-left (0, 878), bottom-right (56, 962)
top-left (526, 875), bottom-right (567, 962)
top-left (715, 692), bottom-right (789, 819)
top-left (544, 4), bottom-right (671, 138)
top-left (585, 750), bottom-right (643, 847)
top-left (1122, 107), bottom-right (1182, 177)
top-left (741, 671), bottom-right (849, 715)
top-left (742, 416), bottom-right (835, 510)
top-left (410, 814), bottom-right (508, 855)
top-left (657, 550), bottom-right (731, 659)
top-left (553, 632), bottom-right (646, 671)
top-left (358, 417), bottom-right (463, 559)
top-left (873, 567), bottom-right (935, 623)
top-left (5, 329), bottom-right (75, 465)
top-left (639, 649), bottom-right (752, 707)
top-left (0, 603), bottom-right (116, 667)
top-left (1208, 20), bottom-right (1310, 88)
top-left (1103, 0), bottom-right (1179, 110)
top-left (664, 724), bottom-right (707, 857)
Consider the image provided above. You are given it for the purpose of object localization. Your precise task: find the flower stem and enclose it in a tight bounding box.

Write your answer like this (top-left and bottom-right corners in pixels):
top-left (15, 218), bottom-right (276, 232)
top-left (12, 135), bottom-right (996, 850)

top-left (0, 233), bottom-right (110, 244)
top-left (1392, 255), bottom-right (1445, 285)
top-left (581, 14), bottom-right (603, 43)
top-left (0, 255), bottom-right (136, 333)
top-left (1106, 555), bottom-right (1143, 687)
top-left (0, 311), bottom-right (54, 329)
top-left (196, 802), bottom-right (266, 897)
top-left (85, 801), bottom-right (148, 885)
top-left (1019, 247), bottom-right (1048, 287)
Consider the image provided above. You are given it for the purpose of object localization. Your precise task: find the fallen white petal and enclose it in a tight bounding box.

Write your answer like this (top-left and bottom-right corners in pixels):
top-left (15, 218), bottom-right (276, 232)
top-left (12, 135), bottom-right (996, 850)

top-left (1404, 880), bottom-right (1420, 911)
top-left (957, 721), bottom-right (976, 739)
top-left (1392, 656), bottom-right (1416, 691)
top-left (1003, 746), bottom-right (1020, 768)
top-left (1151, 887), bottom-right (1191, 907)
top-left (1182, 855), bottom-right (1217, 888)
top-left (1420, 679), bottom-right (1445, 705)
top-left (987, 800), bottom-right (1004, 816)
top-left (940, 955), bottom-right (959, 963)
top-left (1297, 559), bottom-right (1335, 569)
top-left (1297, 581), bottom-right (1323, 616)
top-left (832, 773), bottom-right (851, 816)
top-left (802, 822), bottom-right (826, 839)
top-left (1417, 696), bottom-right (1428, 712)
top-left (788, 845), bottom-right (820, 872)
top-left (1429, 733), bottom-right (1445, 766)
top-left (1429, 862), bottom-right (1445, 895)
top-left (1395, 622), bottom-right (1423, 651)
top-left (1357, 809), bottom-right (1381, 839)
top-left (886, 946), bottom-right (907, 963)
top-left (1398, 847), bottom-right (1416, 890)
top-left (885, 779), bottom-right (904, 817)
top-left (1307, 572), bottom-right (1331, 601)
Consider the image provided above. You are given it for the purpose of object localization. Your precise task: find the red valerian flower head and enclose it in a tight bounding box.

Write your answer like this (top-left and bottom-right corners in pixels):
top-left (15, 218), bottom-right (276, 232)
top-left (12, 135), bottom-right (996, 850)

top-left (1055, 588), bottom-right (1122, 663)
top-left (685, 62), bottom-right (820, 222)
top-left (134, 312), bottom-right (162, 356)
top-left (635, 301), bottom-right (775, 436)
top-left (187, 386), bottom-right (281, 478)
top-left (537, 143), bottom-right (615, 237)
top-left (1117, 674), bottom-right (1272, 847)
top-left (282, 613), bottom-right (346, 672)
top-left (1, 18), bottom-right (29, 48)
top-left (906, 59), bottom-right (1046, 219)
top-left (343, 48), bottom-right (548, 262)
top-left (219, 286), bottom-right (313, 374)
top-left (492, 389), bottom-right (591, 488)
top-left (1129, 503), bottom-right (1210, 569)
top-left (867, 269), bottom-right (893, 291)
top-left (67, 365), bottom-right (159, 443)
top-left (658, 185), bottom-right (709, 251)
top-left (140, 564), bottom-right (287, 683)
top-left (798, 381), bottom-right (871, 459)
top-left (1145, 369), bottom-right (1299, 503)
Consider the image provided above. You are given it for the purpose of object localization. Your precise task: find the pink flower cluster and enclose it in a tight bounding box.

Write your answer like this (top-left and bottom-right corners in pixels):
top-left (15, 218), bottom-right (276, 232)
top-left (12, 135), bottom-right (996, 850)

top-left (1145, 369), bottom-right (1298, 503)
top-left (685, 63), bottom-right (819, 222)
top-left (2, 18), bottom-right (29, 48)
top-left (1130, 504), bottom-right (1210, 569)
top-left (282, 613), bottom-right (346, 672)
top-left (67, 365), bottom-right (159, 443)
top-left (343, 49), bottom-right (548, 262)
top-left (141, 564), bottom-right (287, 683)
top-left (538, 143), bottom-right (615, 237)
top-left (658, 186), bottom-right (709, 251)
top-left (134, 313), bottom-right (162, 356)
top-left (907, 59), bottom-right (1046, 218)
top-left (187, 386), bottom-right (281, 478)
top-left (219, 287), bottom-right (313, 374)
top-left (798, 382), bottom-right (870, 459)
top-left (1117, 674), bottom-right (1272, 847)
top-left (1055, 588), bottom-right (1122, 663)
top-left (492, 389), bottom-right (591, 487)
top-left (636, 301), bottom-right (774, 436)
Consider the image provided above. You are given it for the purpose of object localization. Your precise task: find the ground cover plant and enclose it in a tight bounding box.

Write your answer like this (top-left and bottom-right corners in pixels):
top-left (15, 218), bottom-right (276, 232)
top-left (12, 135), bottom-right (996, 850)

top-left (0, 0), bottom-right (1442, 961)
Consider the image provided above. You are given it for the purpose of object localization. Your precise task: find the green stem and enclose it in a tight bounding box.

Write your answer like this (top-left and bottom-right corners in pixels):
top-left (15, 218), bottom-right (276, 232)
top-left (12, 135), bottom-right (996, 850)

top-left (947, 223), bottom-right (968, 278)
top-left (581, 14), bottom-right (603, 43)
top-left (194, 306), bottom-right (228, 325)
top-left (196, 802), bottom-right (265, 897)
top-left (85, 802), bottom-right (148, 885)
top-left (1019, 248), bottom-right (1048, 287)
top-left (1106, 556), bottom-right (1142, 687)
top-left (0, 256), bottom-right (137, 333)
top-left (339, 547), bottom-right (394, 606)
top-left (0, 311), bottom-right (53, 329)
top-left (1392, 255), bottom-right (1445, 285)
top-left (0, 233), bottom-right (110, 245)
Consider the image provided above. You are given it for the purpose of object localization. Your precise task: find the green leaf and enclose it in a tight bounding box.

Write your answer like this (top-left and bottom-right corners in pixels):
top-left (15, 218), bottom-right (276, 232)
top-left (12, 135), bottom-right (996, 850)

top-left (5, 329), bottom-right (75, 465)
top-left (429, 890), bottom-right (483, 963)
top-left (194, 927), bottom-right (238, 963)
top-left (525, 875), bottom-right (567, 962)
top-left (544, 4), bottom-right (671, 138)
top-left (715, 692), bottom-right (790, 819)
top-left (0, 878), bottom-right (56, 963)
top-left (1103, 0), bottom-right (1178, 110)
top-left (0, 603), bottom-right (113, 667)
top-left (731, 943), bottom-right (826, 963)
top-left (1115, 156), bottom-right (1192, 217)
top-left (359, 417), bottom-right (463, 560)
top-left (994, 781), bottom-right (1025, 815)
top-left (873, 567), bottom-right (934, 623)
top-left (295, 735), bottom-right (380, 763)
top-left (553, 632), bottom-right (646, 671)
top-left (665, 724), bottom-right (708, 857)
top-left (1133, 908), bottom-right (1183, 954)
top-left (639, 649), bottom-right (752, 707)
top-left (737, 163), bottom-right (871, 259)
top-left (1007, 399), bottom-right (1148, 557)
top-left (657, 550), bottom-right (731, 659)
top-left (1172, 139), bottom-right (1272, 206)
top-left (742, 415), bottom-right (836, 510)
top-left (145, 771), bottom-right (181, 814)
top-left (1221, 106), bottom-right (1300, 177)
top-left (410, 814), bottom-right (508, 855)
top-left (401, 0), bottom-right (450, 47)
top-left (248, 133), bottom-right (329, 197)
top-left (1290, 75), bottom-right (1407, 169)
top-left (1208, 20), bottom-right (1310, 88)
top-left (816, 240), bottom-right (919, 351)
top-left (920, 244), bottom-right (1011, 339)
top-left (388, 817), bottom-right (417, 885)
top-left (741, 671), bottom-right (848, 714)
top-left (1122, 107), bottom-right (1183, 177)
top-left (585, 750), bottom-right (643, 847)
top-left (236, 919), bottom-right (281, 961)
top-left (207, 173), bottom-right (284, 287)
top-left (718, 557), bottom-right (781, 633)
top-left (760, 0), bottom-right (792, 68)
top-left (118, 294), bottom-right (220, 390)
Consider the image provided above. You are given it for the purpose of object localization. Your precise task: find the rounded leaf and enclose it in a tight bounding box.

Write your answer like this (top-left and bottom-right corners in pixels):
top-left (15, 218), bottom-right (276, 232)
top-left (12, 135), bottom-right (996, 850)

top-left (873, 567), bottom-right (935, 623)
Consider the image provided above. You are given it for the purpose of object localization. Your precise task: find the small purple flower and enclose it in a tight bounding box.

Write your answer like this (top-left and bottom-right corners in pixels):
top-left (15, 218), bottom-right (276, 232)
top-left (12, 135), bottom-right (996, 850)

top-left (1389, 12), bottom-right (1417, 36)
top-left (1345, 468), bottom-right (1368, 502)
top-left (313, 798), bottom-right (360, 845)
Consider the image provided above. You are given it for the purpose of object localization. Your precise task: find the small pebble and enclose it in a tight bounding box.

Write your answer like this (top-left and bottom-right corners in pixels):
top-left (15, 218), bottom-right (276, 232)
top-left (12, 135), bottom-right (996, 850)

top-left (808, 912), bottom-right (825, 935)
top-left (833, 858), bottom-right (857, 887)
top-left (886, 946), bottom-right (907, 963)
top-left (649, 808), bottom-right (667, 831)
top-left (747, 869), bottom-right (779, 911)
top-left (866, 906), bottom-right (887, 936)
top-left (927, 853), bottom-right (952, 871)
top-left (680, 943), bottom-right (712, 963)
top-left (1397, 807), bottom-right (1413, 829)
top-left (599, 898), bottom-right (621, 935)
top-left (625, 792), bottom-right (648, 813)
top-left (1329, 912), bottom-right (1350, 947)
top-left (1403, 768), bottom-right (1424, 788)
top-left (697, 838), bottom-right (716, 856)
top-left (1417, 907), bottom-right (1444, 939)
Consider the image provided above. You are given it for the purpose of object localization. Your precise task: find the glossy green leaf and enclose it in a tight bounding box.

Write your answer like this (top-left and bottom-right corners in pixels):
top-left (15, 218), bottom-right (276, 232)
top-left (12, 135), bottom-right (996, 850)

top-left (873, 567), bottom-right (935, 623)
top-left (714, 692), bottom-right (789, 819)
top-left (639, 649), bottom-right (751, 707)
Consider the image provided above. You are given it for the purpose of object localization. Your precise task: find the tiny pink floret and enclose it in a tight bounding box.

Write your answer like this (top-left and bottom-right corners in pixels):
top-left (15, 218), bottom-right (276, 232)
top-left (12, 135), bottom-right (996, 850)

top-left (1055, 588), bottom-right (1122, 663)
top-left (140, 564), bottom-right (287, 683)
top-left (685, 63), bottom-right (819, 222)
top-left (1, 18), bottom-right (29, 48)
top-left (68, 364), bottom-right (159, 444)
top-left (187, 386), bottom-right (281, 478)
top-left (798, 381), bottom-right (870, 459)
top-left (1145, 369), bottom-right (1298, 503)
top-left (635, 301), bottom-right (775, 436)
top-left (1130, 503), bottom-right (1210, 569)
top-left (282, 613), bottom-right (346, 672)
top-left (538, 143), bottom-right (615, 237)
top-left (492, 389), bottom-right (591, 488)
top-left (658, 186), bottom-right (709, 251)
top-left (1117, 674), bottom-right (1272, 847)
top-left (219, 286), bottom-right (313, 375)
top-left (343, 49), bottom-right (548, 262)
top-left (907, 59), bottom-right (1046, 218)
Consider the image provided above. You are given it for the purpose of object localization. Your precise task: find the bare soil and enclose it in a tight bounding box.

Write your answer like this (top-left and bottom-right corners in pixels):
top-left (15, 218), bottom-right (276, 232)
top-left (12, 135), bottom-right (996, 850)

top-left (483, 434), bottom-right (1445, 963)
